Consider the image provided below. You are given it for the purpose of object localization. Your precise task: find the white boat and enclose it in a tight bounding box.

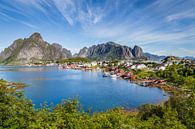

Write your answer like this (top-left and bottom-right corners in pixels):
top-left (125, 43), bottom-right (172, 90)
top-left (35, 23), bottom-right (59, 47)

top-left (110, 74), bottom-right (117, 78)
top-left (103, 72), bottom-right (110, 77)
top-left (58, 65), bottom-right (66, 70)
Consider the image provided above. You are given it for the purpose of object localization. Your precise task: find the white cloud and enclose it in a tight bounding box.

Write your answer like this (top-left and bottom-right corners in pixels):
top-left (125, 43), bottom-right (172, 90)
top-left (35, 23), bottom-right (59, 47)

top-left (0, 11), bottom-right (38, 29)
top-left (53, 0), bottom-right (76, 25)
top-left (67, 47), bottom-right (80, 54)
top-left (52, 0), bottom-right (104, 27)
top-left (144, 46), bottom-right (195, 57)
top-left (178, 48), bottom-right (195, 56)
top-left (77, 5), bottom-right (104, 28)
top-left (15, 0), bottom-right (48, 15)
top-left (166, 9), bottom-right (195, 22)
top-left (19, 21), bottom-right (38, 29)
top-left (127, 31), bottom-right (194, 45)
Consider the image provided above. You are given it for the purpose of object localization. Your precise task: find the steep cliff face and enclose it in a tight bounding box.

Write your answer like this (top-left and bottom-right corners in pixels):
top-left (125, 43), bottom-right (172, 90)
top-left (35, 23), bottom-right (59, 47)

top-left (132, 45), bottom-right (145, 58)
top-left (77, 42), bottom-right (145, 60)
top-left (0, 33), bottom-right (72, 65)
top-left (78, 47), bottom-right (88, 58)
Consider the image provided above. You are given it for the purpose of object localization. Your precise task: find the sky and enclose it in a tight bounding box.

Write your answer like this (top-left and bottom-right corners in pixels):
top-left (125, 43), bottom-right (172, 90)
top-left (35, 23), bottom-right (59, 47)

top-left (0, 0), bottom-right (195, 56)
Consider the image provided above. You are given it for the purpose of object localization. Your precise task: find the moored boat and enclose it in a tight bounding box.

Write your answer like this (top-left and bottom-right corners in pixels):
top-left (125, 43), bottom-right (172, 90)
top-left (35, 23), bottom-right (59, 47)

top-left (110, 74), bottom-right (117, 78)
top-left (103, 72), bottom-right (110, 77)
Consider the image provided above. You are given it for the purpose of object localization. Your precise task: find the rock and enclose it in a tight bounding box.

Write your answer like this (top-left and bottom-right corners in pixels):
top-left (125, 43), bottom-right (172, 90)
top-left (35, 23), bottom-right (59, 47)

top-left (77, 42), bottom-right (145, 60)
top-left (144, 53), bottom-right (166, 61)
top-left (78, 47), bottom-right (88, 58)
top-left (132, 45), bottom-right (144, 58)
top-left (29, 32), bottom-right (44, 43)
top-left (0, 33), bottom-right (72, 65)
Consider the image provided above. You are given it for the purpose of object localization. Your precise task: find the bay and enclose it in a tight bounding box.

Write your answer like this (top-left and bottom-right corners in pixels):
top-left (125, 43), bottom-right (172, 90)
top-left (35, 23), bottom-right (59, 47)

top-left (0, 66), bottom-right (169, 112)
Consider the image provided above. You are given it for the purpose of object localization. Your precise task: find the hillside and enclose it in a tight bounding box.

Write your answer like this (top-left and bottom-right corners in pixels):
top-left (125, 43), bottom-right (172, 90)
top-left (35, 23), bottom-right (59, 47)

top-left (0, 33), bottom-right (72, 65)
top-left (144, 53), bottom-right (166, 61)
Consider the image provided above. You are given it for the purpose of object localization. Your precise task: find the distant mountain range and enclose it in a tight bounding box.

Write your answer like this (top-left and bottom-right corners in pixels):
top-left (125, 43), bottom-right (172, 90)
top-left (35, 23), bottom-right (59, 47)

top-left (182, 56), bottom-right (195, 60)
top-left (144, 53), bottom-right (166, 61)
top-left (1, 32), bottom-right (193, 65)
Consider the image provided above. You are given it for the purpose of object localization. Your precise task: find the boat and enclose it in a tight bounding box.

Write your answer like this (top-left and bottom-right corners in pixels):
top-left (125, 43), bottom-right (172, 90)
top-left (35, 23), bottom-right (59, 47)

top-left (110, 74), bottom-right (117, 78)
top-left (58, 65), bottom-right (67, 70)
top-left (103, 72), bottom-right (110, 77)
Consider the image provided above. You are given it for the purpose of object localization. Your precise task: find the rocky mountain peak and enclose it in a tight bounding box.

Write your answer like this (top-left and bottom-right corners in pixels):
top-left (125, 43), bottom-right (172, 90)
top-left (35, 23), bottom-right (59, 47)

top-left (77, 42), bottom-right (145, 60)
top-left (106, 41), bottom-right (117, 45)
top-left (29, 32), bottom-right (44, 43)
top-left (133, 45), bottom-right (139, 49)
top-left (0, 32), bottom-right (72, 65)
top-left (52, 43), bottom-right (63, 50)
top-left (78, 47), bottom-right (88, 58)
top-left (104, 42), bottom-right (121, 47)
top-left (132, 45), bottom-right (144, 58)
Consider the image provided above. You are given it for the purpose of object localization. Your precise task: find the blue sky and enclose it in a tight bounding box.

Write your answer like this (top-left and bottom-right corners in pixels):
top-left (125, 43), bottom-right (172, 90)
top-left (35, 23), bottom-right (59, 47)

top-left (0, 0), bottom-right (195, 56)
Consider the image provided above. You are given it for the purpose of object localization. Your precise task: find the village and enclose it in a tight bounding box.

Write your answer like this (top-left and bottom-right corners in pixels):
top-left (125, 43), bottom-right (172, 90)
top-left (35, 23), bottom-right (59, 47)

top-left (56, 56), bottom-right (195, 92)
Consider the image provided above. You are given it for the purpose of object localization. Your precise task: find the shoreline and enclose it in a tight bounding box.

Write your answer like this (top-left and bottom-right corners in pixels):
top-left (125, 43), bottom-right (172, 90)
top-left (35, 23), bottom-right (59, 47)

top-left (1, 65), bottom-right (179, 93)
top-left (130, 79), bottom-right (180, 92)
top-left (59, 67), bottom-right (181, 93)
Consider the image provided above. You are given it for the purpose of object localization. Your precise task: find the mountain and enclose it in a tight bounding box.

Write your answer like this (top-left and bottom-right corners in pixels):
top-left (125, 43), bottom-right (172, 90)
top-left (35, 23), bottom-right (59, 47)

top-left (132, 45), bottom-right (145, 58)
top-left (144, 53), bottom-right (166, 61)
top-left (77, 42), bottom-right (145, 60)
top-left (0, 33), bottom-right (72, 65)
top-left (78, 47), bottom-right (88, 58)
top-left (182, 56), bottom-right (195, 60)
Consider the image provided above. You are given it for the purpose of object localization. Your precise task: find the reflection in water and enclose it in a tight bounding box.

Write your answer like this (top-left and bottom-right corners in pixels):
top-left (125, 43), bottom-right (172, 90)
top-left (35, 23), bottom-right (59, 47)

top-left (0, 66), bottom-right (169, 112)
top-left (0, 66), bottom-right (55, 72)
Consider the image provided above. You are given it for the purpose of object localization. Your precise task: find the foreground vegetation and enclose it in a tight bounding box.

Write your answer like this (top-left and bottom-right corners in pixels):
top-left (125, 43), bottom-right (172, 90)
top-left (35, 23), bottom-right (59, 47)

top-left (133, 64), bottom-right (195, 91)
top-left (0, 76), bottom-right (194, 129)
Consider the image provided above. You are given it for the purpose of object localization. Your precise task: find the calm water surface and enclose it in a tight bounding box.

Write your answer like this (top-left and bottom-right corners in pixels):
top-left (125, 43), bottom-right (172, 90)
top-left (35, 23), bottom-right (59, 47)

top-left (0, 66), bottom-right (169, 111)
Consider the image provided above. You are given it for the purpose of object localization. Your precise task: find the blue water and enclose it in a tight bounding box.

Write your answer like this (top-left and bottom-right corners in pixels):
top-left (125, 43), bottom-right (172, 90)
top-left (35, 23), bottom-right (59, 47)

top-left (0, 66), bottom-right (169, 112)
